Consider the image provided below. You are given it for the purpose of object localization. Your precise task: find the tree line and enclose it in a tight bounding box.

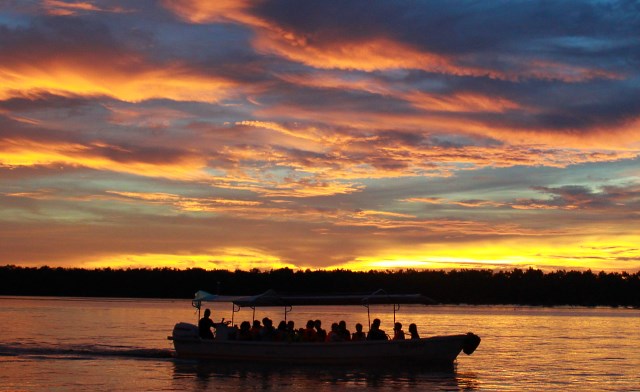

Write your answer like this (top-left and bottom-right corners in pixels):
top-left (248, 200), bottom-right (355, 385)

top-left (1, 265), bottom-right (639, 307)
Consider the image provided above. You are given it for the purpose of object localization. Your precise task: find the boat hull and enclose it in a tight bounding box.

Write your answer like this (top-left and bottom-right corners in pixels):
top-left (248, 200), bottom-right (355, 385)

top-left (170, 323), bottom-right (480, 366)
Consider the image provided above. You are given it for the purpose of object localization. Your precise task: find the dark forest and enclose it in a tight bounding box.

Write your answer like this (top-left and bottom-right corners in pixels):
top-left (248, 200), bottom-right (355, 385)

top-left (1, 265), bottom-right (639, 307)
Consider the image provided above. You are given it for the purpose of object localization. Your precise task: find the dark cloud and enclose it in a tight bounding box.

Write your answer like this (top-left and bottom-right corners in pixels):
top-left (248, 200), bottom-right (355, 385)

top-left (253, 0), bottom-right (640, 64)
top-left (0, 91), bottom-right (102, 111)
top-left (525, 184), bottom-right (640, 210)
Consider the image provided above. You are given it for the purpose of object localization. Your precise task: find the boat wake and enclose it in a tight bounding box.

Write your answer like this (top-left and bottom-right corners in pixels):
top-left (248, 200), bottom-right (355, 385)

top-left (0, 342), bottom-right (174, 360)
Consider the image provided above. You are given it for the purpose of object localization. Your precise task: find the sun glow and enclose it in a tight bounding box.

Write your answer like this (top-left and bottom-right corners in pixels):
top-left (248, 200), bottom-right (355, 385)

top-left (328, 236), bottom-right (640, 272)
top-left (82, 248), bottom-right (297, 271)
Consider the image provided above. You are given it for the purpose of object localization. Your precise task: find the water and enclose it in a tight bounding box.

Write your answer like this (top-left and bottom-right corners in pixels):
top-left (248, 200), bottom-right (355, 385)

top-left (0, 296), bottom-right (638, 391)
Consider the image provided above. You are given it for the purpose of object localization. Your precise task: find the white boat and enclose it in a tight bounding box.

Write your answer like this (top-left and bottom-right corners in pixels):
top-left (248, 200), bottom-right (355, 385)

top-left (169, 290), bottom-right (481, 366)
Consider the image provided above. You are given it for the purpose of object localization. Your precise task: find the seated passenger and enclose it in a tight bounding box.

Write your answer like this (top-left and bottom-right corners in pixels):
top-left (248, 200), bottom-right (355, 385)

top-left (314, 319), bottom-right (327, 342)
top-left (327, 322), bottom-right (341, 342)
top-left (238, 321), bottom-right (252, 340)
top-left (393, 322), bottom-right (405, 340)
top-left (198, 308), bottom-right (215, 339)
top-left (275, 320), bottom-right (287, 341)
top-left (409, 323), bottom-right (420, 339)
top-left (351, 323), bottom-right (366, 341)
top-left (259, 317), bottom-right (277, 341)
top-left (250, 320), bottom-right (262, 340)
top-left (338, 320), bottom-right (351, 341)
top-left (301, 320), bottom-right (317, 342)
top-left (286, 320), bottom-right (297, 342)
top-left (366, 318), bottom-right (388, 340)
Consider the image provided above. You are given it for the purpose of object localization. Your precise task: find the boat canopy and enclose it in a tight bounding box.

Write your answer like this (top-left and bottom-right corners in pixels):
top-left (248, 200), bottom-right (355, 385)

top-left (193, 289), bottom-right (435, 308)
top-left (192, 289), bottom-right (435, 326)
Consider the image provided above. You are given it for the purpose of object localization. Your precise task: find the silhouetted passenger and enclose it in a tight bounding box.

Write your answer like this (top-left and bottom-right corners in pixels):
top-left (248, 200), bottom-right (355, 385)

top-left (314, 319), bottom-right (327, 342)
top-left (338, 320), bottom-right (351, 341)
top-left (351, 323), bottom-right (366, 341)
top-left (327, 322), bottom-right (341, 342)
top-left (409, 323), bottom-right (420, 339)
top-left (298, 327), bottom-right (306, 340)
top-left (250, 320), bottom-right (262, 340)
top-left (367, 318), bottom-right (387, 340)
top-left (198, 308), bottom-right (215, 339)
top-left (286, 320), bottom-right (297, 342)
top-left (238, 321), bottom-right (252, 340)
top-left (393, 322), bottom-right (405, 340)
top-left (260, 317), bottom-right (277, 341)
top-left (276, 320), bottom-right (287, 341)
top-left (301, 320), bottom-right (317, 341)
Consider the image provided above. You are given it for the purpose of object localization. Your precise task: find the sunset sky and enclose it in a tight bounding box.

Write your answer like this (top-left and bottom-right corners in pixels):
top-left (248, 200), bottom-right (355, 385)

top-left (1, 1), bottom-right (639, 272)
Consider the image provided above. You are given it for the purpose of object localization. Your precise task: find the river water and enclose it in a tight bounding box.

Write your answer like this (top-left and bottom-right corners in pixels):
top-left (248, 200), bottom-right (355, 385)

top-left (0, 296), bottom-right (638, 391)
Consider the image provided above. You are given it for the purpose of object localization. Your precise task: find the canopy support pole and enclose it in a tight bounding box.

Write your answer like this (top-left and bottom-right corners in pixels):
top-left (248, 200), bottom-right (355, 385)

top-left (393, 304), bottom-right (400, 324)
top-left (284, 305), bottom-right (292, 321)
top-left (364, 303), bottom-right (371, 329)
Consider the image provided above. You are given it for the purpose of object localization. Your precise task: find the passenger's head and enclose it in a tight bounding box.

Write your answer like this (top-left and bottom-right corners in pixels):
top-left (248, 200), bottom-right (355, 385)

top-left (287, 320), bottom-right (295, 329)
top-left (409, 323), bottom-right (417, 333)
top-left (355, 323), bottom-right (363, 332)
top-left (306, 320), bottom-right (315, 328)
top-left (277, 320), bottom-right (286, 330)
top-left (240, 321), bottom-right (250, 330)
top-left (372, 318), bottom-right (381, 327)
top-left (339, 320), bottom-right (346, 329)
top-left (394, 322), bottom-right (402, 331)
top-left (262, 317), bottom-right (272, 327)
top-left (331, 323), bottom-right (339, 331)
top-left (203, 309), bottom-right (211, 318)
top-left (253, 320), bottom-right (261, 328)
top-left (314, 319), bottom-right (322, 328)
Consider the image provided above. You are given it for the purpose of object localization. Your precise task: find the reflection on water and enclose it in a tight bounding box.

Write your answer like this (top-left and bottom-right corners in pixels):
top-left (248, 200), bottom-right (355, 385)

top-left (172, 360), bottom-right (479, 391)
top-left (2, 297), bottom-right (639, 391)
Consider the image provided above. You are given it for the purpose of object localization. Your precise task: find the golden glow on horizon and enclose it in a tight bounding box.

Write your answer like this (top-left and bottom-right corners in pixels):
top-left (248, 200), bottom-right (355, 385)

top-left (63, 234), bottom-right (640, 272)
top-left (324, 236), bottom-right (640, 272)
top-left (82, 248), bottom-right (297, 270)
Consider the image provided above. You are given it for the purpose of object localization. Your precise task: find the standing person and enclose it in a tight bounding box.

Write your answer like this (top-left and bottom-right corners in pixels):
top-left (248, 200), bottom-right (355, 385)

top-left (198, 308), bottom-right (215, 339)
top-left (408, 323), bottom-right (420, 339)
top-left (393, 322), bottom-right (405, 340)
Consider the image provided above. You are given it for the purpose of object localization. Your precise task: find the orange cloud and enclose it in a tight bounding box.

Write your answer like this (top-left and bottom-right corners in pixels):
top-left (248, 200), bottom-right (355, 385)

top-left (0, 61), bottom-right (236, 103)
top-left (161, 0), bottom-right (264, 26)
top-left (43, 0), bottom-right (131, 16)
top-left (0, 138), bottom-right (209, 181)
top-left (161, 1), bottom-right (621, 83)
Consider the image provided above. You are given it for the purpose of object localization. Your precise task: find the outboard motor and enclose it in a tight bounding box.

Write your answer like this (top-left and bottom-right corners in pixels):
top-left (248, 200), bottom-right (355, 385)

top-left (172, 322), bottom-right (199, 340)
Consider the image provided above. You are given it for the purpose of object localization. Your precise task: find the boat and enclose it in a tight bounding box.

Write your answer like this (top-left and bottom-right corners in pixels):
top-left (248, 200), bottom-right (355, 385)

top-left (168, 289), bottom-right (481, 366)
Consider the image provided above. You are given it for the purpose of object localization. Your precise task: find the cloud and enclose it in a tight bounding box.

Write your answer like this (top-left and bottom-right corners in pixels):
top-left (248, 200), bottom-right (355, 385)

top-left (43, 0), bottom-right (132, 16)
top-left (0, 17), bottom-right (237, 103)
top-left (518, 184), bottom-right (640, 211)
